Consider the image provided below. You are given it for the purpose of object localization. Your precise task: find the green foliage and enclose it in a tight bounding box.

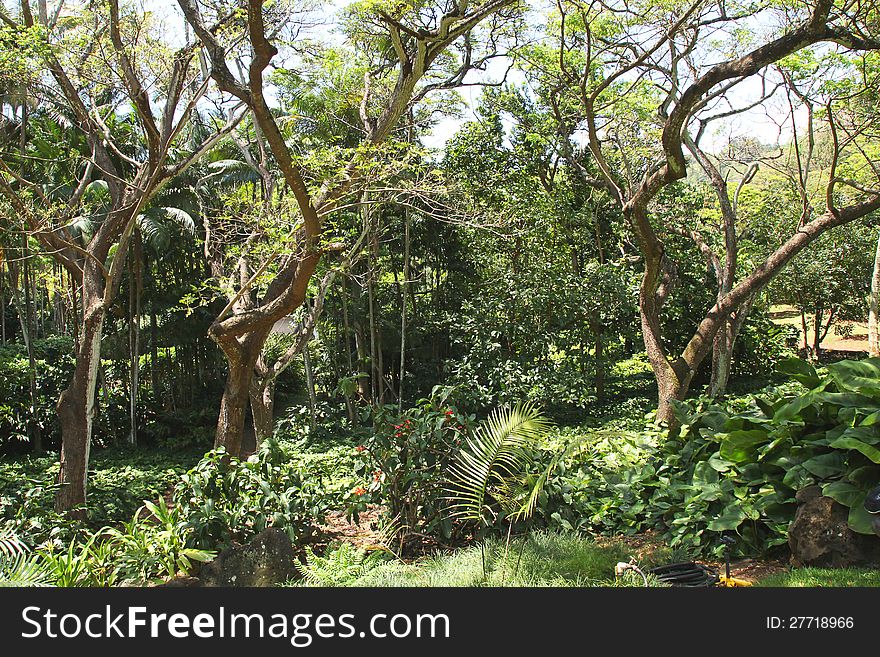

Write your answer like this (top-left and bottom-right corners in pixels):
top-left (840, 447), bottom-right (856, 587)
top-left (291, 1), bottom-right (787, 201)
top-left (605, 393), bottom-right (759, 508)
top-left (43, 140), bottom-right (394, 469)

top-left (0, 448), bottom-right (198, 546)
top-left (0, 524), bottom-right (52, 587)
top-left (37, 499), bottom-right (214, 587)
top-left (173, 442), bottom-right (332, 550)
top-left (350, 388), bottom-right (472, 547)
top-left (96, 499), bottom-right (214, 585)
top-left (0, 338), bottom-right (73, 449)
top-left (447, 402), bottom-right (553, 526)
top-left (534, 358), bottom-right (880, 557)
top-left (295, 542), bottom-right (390, 587)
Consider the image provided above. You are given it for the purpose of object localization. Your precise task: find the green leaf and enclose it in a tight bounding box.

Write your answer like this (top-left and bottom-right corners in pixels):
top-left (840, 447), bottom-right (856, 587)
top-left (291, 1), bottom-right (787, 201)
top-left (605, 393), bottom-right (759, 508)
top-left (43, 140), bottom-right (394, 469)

top-left (848, 504), bottom-right (876, 535)
top-left (801, 452), bottom-right (846, 479)
top-left (777, 358), bottom-right (820, 389)
top-left (829, 435), bottom-right (880, 464)
top-left (821, 481), bottom-right (864, 508)
top-left (719, 430), bottom-right (769, 463)
top-left (827, 358), bottom-right (880, 397)
top-left (707, 504), bottom-right (747, 532)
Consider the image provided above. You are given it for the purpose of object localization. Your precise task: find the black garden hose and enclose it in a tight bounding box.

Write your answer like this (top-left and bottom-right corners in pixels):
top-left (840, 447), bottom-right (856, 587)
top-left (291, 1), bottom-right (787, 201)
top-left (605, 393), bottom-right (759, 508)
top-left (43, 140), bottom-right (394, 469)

top-left (648, 562), bottom-right (719, 587)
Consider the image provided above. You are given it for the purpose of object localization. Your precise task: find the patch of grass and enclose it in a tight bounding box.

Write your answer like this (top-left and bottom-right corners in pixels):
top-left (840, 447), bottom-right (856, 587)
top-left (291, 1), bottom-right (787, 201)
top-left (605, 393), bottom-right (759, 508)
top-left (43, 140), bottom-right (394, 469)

top-left (758, 567), bottom-right (880, 587)
top-left (342, 531), bottom-right (668, 587)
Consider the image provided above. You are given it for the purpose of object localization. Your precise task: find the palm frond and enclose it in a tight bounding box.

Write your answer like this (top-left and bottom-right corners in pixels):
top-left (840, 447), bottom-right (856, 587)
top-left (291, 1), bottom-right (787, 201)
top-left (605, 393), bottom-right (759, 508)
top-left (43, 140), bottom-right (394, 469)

top-left (0, 524), bottom-right (27, 558)
top-left (0, 525), bottom-right (52, 587)
top-left (202, 159), bottom-right (260, 187)
top-left (446, 402), bottom-right (552, 526)
top-left (0, 552), bottom-right (53, 587)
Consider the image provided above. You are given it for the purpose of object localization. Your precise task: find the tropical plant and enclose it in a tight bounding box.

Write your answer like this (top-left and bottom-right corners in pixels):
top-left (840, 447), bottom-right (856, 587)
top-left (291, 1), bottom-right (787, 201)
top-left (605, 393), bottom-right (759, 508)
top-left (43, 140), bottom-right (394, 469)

top-left (0, 524), bottom-right (52, 587)
top-left (350, 388), bottom-right (472, 548)
top-left (174, 442), bottom-right (332, 550)
top-left (446, 402), bottom-right (553, 529)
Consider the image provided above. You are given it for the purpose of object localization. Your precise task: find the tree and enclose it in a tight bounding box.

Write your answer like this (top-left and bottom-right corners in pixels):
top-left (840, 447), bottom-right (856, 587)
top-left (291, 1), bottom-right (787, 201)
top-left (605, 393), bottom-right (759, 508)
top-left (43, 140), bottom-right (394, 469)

top-left (538, 0), bottom-right (880, 423)
top-left (0, 0), bottom-right (243, 513)
top-left (179, 0), bottom-right (523, 455)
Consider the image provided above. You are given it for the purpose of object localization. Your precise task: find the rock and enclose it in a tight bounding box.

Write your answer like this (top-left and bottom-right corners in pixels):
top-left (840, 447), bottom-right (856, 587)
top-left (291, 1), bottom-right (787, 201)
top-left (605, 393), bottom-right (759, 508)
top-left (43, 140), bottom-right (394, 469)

top-left (200, 528), bottom-right (298, 587)
top-left (788, 485), bottom-right (880, 567)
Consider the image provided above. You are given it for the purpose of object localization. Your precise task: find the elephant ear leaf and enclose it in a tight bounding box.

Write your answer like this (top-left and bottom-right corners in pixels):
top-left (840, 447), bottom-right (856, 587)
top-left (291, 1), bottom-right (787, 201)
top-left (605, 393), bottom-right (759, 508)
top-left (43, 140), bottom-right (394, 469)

top-left (826, 358), bottom-right (880, 398)
top-left (848, 504), bottom-right (875, 535)
top-left (777, 358), bottom-right (821, 389)
top-left (719, 430), bottom-right (768, 464)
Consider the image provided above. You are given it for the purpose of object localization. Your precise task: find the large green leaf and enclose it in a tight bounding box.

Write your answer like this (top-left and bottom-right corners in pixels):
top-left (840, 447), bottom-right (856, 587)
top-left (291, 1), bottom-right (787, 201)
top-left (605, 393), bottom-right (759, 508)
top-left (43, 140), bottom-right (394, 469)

top-left (802, 452), bottom-right (847, 479)
top-left (828, 435), bottom-right (880, 464)
top-left (826, 358), bottom-right (880, 397)
top-left (821, 481), bottom-right (865, 508)
top-left (707, 504), bottom-right (747, 532)
top-left (777, 358), bottom-right (821, 389)
top-left (719, 430), bottom-right (769, 463)
top-left (848, 504), bottom-right (876, 535)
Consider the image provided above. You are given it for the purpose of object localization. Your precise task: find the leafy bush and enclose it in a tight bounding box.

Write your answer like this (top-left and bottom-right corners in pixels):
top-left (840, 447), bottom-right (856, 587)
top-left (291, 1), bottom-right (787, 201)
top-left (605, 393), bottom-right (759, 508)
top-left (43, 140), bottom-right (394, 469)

top-left (173, 442), bottom-right (331, 550)
top-left (0, 338), bottom-right (74, 450)
top-left (36, 499), bottom-right (214, 586)
top-left (349, 389), bottom-right (472, 548)
top-left (0, 448), bottom-right (198, 546)
top-left (533, 358), bottom-right (880, 557)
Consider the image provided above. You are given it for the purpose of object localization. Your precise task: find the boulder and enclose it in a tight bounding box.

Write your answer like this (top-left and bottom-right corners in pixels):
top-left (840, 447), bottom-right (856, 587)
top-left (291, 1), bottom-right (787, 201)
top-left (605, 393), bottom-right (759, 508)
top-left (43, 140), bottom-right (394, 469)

top-left (788, 485), bottom-right (880, 567)
top-left (200, 528), bottom-right (298, 587)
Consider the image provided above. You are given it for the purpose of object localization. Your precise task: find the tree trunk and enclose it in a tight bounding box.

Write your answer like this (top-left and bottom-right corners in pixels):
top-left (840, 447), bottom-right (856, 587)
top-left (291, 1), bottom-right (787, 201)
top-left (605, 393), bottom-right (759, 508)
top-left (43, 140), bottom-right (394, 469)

top-left (249, 375), bottom-right (275, 448)
top-left (55, 301), bottom-right (105, 516)
top-left (150, 304), bottom-right (160, 401)
top-left (594, 329), bottom-right (605, 404)
top-left (708, 318), bottom-right (735, 399)
top-left (399, 210), bottom-right (410, 403)
top-left (214, 335), bottom-right (263, 457)
top-left (128, 232), bottom-right (143, 446)
top-left (20, 241), bottom-right (42, 453)
top-left (215, 356), bottom-right (254, 457)
top-left (813, 309), bottom-right (823, 360)
top-left (708, 296), bottom-right (754, 398)
top-left (869, 230), bottom-right (880, 357)
top-left (303, 343), bottom-right (318, 433)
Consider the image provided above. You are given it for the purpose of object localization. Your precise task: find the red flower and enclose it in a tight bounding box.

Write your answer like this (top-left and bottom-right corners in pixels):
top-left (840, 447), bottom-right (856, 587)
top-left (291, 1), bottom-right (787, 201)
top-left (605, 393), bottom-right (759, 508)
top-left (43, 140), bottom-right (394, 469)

top-left (355, 445), bottom-right (366, 452)
top-left (353, 486), bottom-right (367, 496)
top-left (445, 409), bottom-right (454, 416)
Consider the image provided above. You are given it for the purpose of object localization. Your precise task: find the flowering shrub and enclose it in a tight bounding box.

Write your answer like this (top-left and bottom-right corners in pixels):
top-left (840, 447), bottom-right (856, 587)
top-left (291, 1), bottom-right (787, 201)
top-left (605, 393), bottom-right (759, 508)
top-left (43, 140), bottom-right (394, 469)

top-left (350, 391), bottom-right (473, 549)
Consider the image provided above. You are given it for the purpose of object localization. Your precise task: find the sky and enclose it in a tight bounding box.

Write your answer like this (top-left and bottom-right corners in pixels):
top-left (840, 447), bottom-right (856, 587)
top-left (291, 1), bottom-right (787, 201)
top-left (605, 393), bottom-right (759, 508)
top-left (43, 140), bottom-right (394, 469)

top-left (135, 0), bottom-right (804, 154)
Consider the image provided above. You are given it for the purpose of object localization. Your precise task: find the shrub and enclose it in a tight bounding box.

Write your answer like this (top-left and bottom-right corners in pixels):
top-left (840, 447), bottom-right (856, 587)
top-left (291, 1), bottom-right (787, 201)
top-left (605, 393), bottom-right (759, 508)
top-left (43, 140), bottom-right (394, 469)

top-left (533, 357), bottom-right (880, 557)
top-left (349, 388), bottom-right (473, 548)
top-left (173, 441), bottom-right (331, 550)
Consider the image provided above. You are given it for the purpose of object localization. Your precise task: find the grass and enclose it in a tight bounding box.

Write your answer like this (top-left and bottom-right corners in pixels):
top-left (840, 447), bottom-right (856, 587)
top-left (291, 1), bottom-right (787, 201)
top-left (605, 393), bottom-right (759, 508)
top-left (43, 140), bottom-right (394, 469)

top-left (757, 567), bottom-right (880, 587)
top-left (296, 530), bottom-right (880, 588)
top-left (295, 531), bottom-right (679, 587)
